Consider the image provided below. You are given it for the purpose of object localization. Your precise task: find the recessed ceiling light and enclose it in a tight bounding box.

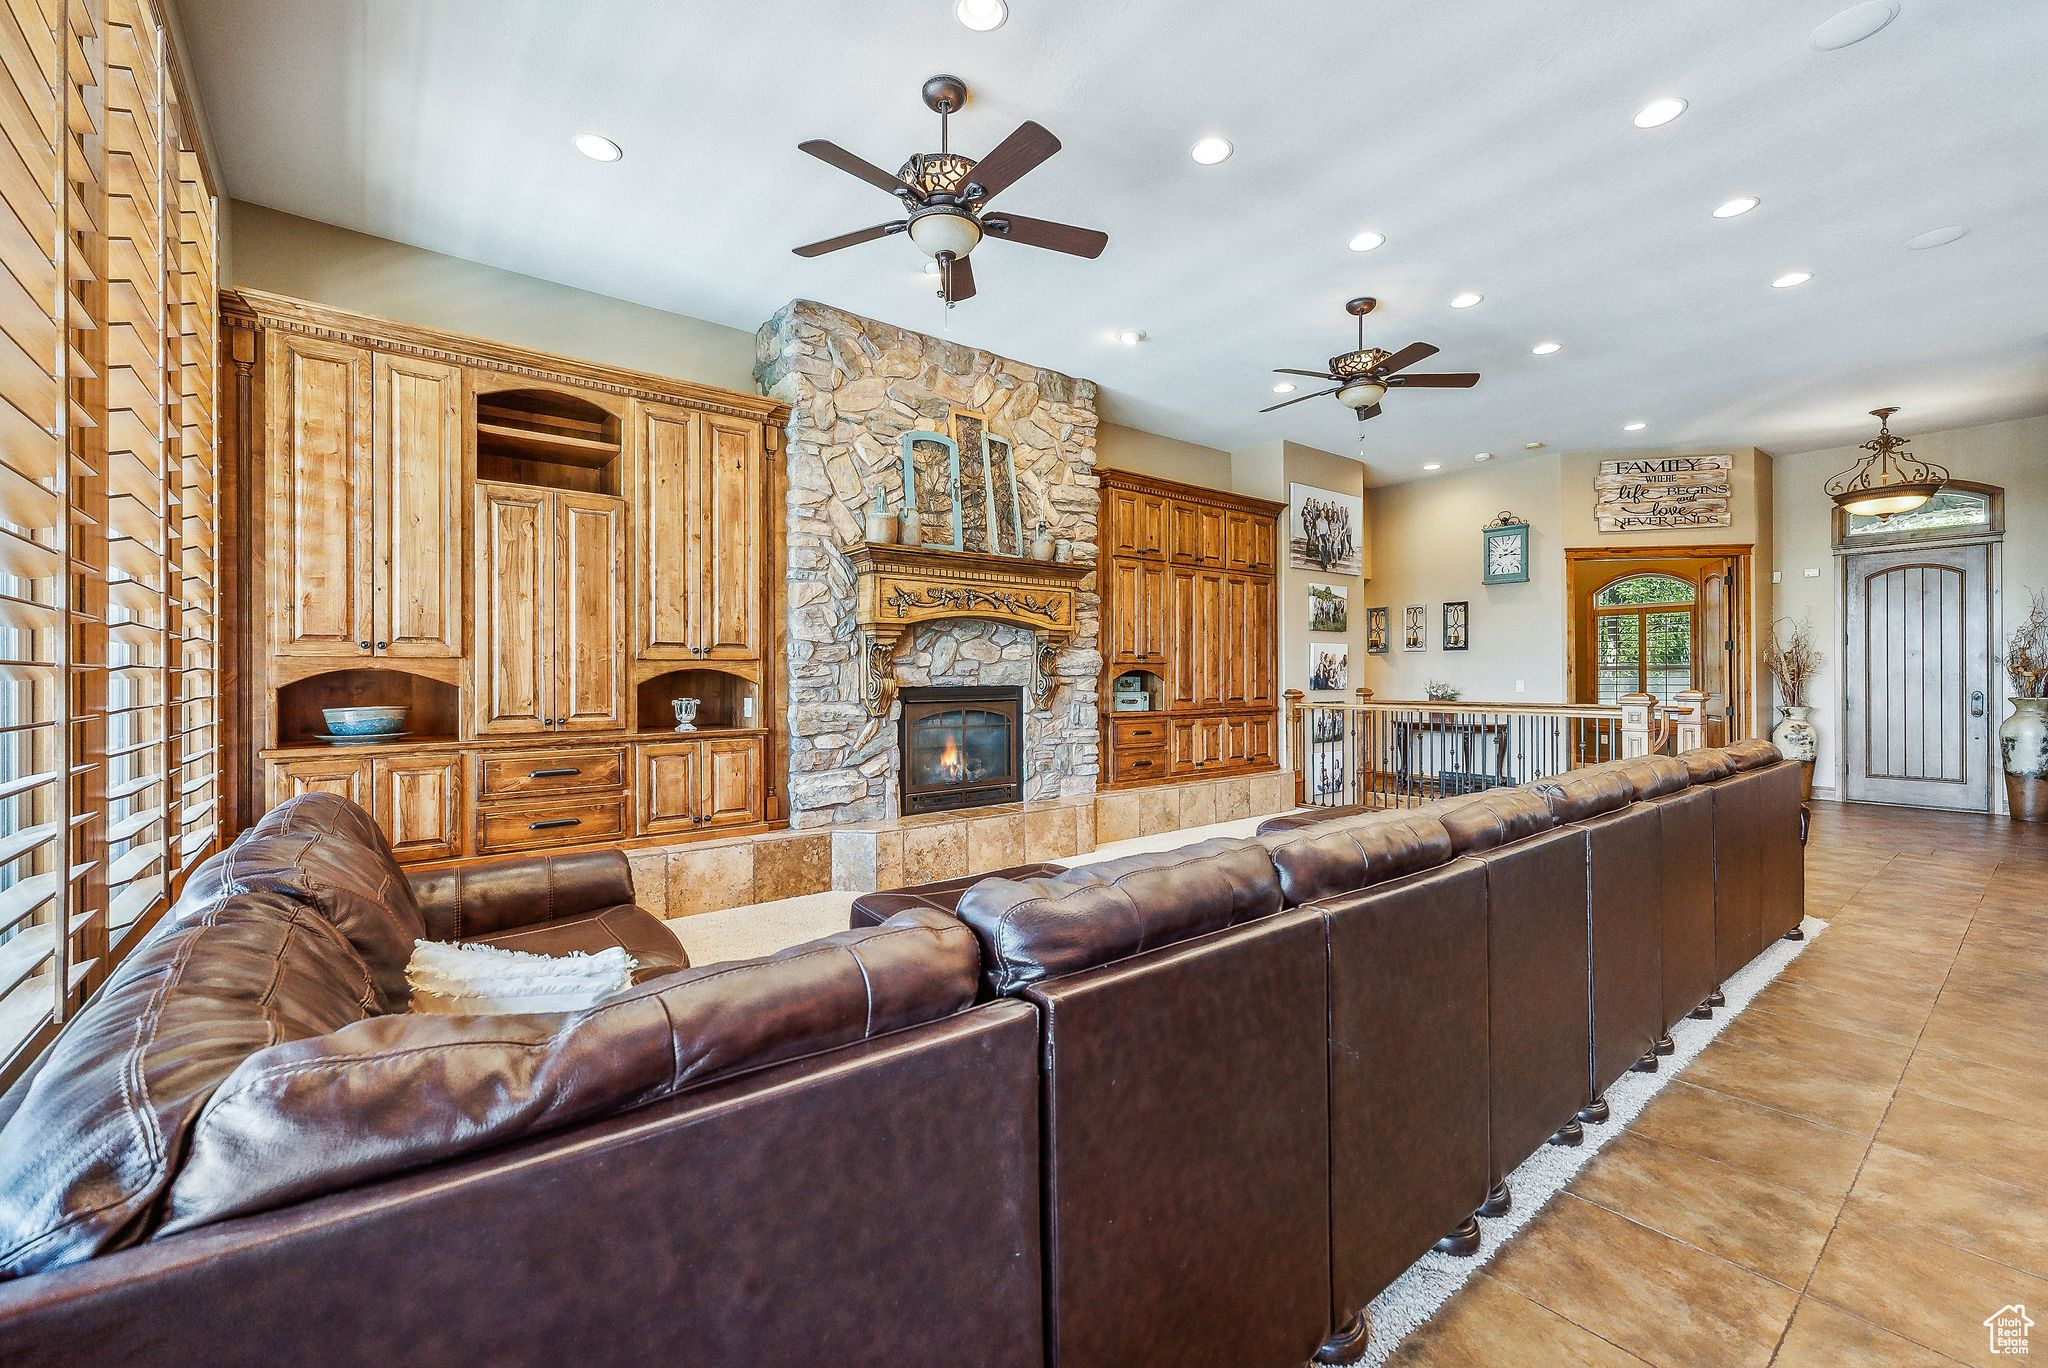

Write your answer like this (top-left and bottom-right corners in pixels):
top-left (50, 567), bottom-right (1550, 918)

top-left (573, 133), bottom-right (622, 162)
top-left (1421, 463), bottom-right (1443, 473)
top-left (1906, 225), bottom-right (1968, 250)
top-left (1190, 137), bottom-right (1233, 166)
top-left (1449, 292), bottom-right (1483, 309)
top-left (1474, 452), bottom-right (1493, 462)
top-left (1531, 342), bottom-right (1562, 355)
top-left (1624, 422), bottom-right (1647, 432)
top-left (1772, 271), bottom-right (1813, 288)
top-left (1633, 97), bottom-right (1687, 129)
top-left (1347, 231), bottom-right (1385, 252)
top-left (1524, 441), bottom-right (1545, 450)
top-left (1712, 196), bottom-right (1760, 218)
top-left (1116, 329), bottom-right (1145, 345)
top-left (1272, 382), bottom-right (1296, 394)
top-left (1811, 1), bottom-right (1899, 50)
top-left (954, 0), bottom-right (1008, 31)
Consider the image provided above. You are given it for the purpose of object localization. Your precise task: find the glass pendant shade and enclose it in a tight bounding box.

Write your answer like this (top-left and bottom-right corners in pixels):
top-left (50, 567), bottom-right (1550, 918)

top-left (1337, 380), bottom-right (1388, 410)
top-left (907, 209), bottom-right (982, 259)
top-left (1826, 407), bottom-right (1946, 519)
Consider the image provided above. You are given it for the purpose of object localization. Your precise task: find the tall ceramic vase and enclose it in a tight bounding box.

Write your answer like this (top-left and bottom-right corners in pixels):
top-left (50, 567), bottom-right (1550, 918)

top-left (1772, 704), bottom-right (1819, 802)
top-left (2001, 696), bottom-right (2048, 822)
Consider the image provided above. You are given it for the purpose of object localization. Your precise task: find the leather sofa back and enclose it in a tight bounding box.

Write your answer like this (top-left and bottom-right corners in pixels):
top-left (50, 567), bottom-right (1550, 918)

top-left (1530, 769), bottom-right (1634, 823)
top-left (161, 908), bottom-right (980, 1234)
top-left (1259, 810), bottom-right (1454, 907)
top-left (408, 847), bottom-right (636, 942)
top-left (954, 837), bottom-right (1282, 997)
top-left (1428, 787), bottom-right (1558, 852)
top-left (1614, 753), bottom-right (1691, 798)
top-left (1677, 746), bottom-right (1737, 783)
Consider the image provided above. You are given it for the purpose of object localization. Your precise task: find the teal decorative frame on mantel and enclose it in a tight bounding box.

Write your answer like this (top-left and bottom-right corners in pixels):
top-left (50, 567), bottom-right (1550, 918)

top-left (900, 430), bottom-right (962, 550)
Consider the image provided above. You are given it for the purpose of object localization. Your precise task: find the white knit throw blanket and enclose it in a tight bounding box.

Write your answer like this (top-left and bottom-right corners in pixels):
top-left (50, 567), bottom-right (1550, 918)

top-left (405, 939), bottom-right (637, 1015)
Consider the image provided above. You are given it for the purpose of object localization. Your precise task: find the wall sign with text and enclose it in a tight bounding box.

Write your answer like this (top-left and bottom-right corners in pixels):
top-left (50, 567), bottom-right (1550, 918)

top-left (1594, 454), bottom-right (1733, 532)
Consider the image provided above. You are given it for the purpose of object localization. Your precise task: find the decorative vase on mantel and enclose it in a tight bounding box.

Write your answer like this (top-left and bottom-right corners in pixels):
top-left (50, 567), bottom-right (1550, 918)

top-left (1771, 704), bottom-right (1819, 801)
top-left (1029, 518), bottom-right (1056, 562)
top-left (862, 487), bottom-right (896, 545)
top-left (2000, 696), bottom-right (2048, 822)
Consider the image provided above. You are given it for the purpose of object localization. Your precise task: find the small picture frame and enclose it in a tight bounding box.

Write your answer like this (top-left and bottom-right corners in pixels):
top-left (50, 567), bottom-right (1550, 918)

top-left (1308, 582), bottom-right (1349, 634)
top-left (1403, 604), bottom-right (1428, 652)
top-left (1442, 601), bottom-right (1470, 651)
top-left (1365, 606), bottom-right (1390, 655)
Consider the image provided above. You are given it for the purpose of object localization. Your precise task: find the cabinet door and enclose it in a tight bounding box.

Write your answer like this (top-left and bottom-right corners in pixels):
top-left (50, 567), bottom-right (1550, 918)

top-left (1169, 717), bottom-right (1225, 775)
top-left (270, 754), bottom-right (371, 807)
top-left (1174, 570), bottom-right (1226, 708)
top-left (1227, 512), bottom-right (1276, 573)
top-left (553, 492), bottom-right (627, 730)
top-left (1221, 574), bottom-right (1251, 703)
top-left (1171, 504), bottom-right (1225, 566)
top-left (1136, 559), bottom-right (1170, 662)
top-left (371, 352), bottom-right (464, 657)
top-left (475, 483), bottom-right (552, 734)
top-left (633, 401), bottom-right (698, 660)
top-left (638, 741), bottom-right (702, 835)
top-left (1169, 570), bottom-right (1199, 707)
top-left (1236, 715), bottom-right (1276, 769)
top-left (372, 753), bottom-right (464, 862)
top-left (1107, 487), bottom-right (1168, 559)
top-left (268, 333), bottom-right (371, 656)
top-left (1230, 573), bottom-right (1276, 708)
top-left (1107, 558), bottom-right (1145, 664)
top-left (697, 415), bottom-right (764, 659)
top-left (700, 736), bottom-right (764, 827)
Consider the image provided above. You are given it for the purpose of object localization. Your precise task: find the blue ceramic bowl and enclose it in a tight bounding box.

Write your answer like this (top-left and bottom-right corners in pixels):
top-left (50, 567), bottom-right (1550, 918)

top-left (322, 706), bottom-right (408, 737)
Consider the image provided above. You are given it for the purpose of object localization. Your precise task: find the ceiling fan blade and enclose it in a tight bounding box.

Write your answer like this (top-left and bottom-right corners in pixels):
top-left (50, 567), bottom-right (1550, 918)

top-left (1273, 368), bottom-right (1337, 380)
top-left (1259, 387), bottom-right (1339, 413)
top-left (791, 220), bottom-right (907, 257)
top-left (984, 213), bottom-right (1108, 259)
top-left (1374, 342), bottom-right (1440, 376)
top-left (1356, 403), bottom-right (1383, 421)
top-left (944, 254), bottom-right (977, 304)
top-left (798, 140), bottom-right (919, 198)
top-left (963, 121), bottom-right (1061, 202)
top-left (1388, 372), bottom-right (1481, 388)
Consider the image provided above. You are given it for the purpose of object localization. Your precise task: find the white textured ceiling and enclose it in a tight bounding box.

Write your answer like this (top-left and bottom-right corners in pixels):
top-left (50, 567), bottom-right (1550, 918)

top-left (175, 0), bottom-right (2048, 482)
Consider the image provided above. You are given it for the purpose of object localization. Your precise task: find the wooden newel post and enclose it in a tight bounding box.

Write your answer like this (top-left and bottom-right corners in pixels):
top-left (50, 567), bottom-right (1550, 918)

top-left (1283, 689), bottom-right (1306, 806)
top-left (1619, 693), bottom-right (1655, 759)
top-left (1673, 689), bottom-right (1709, 753)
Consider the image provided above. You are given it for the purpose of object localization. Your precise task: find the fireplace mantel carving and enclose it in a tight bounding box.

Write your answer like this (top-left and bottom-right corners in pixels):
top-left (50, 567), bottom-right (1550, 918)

top-left (849, 542), bottom-right (1092, 715)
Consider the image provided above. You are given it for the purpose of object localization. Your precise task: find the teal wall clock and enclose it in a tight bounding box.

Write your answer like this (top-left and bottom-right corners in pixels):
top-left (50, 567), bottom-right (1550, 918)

top-left (1481, 515), bottom-right (1530, 584)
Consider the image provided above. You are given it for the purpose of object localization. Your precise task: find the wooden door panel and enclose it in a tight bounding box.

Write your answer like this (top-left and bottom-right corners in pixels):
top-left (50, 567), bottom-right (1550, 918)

top-left (475, 483), bottom-right (551, 734)
top-left (1169, 570), bottom-right (1198, 707)
top-left (1195, 571), bottom-right (1226, 707)
top-left (553, 492), bottom-right (626, 730)
top-left (1226, 512), bottom-right (1276, 573)
top-left (638, 741), bottom-right (702, 835)
top-left (1245, 577), bottom-right (1275, 707)
top-left (372, 352), bottom-right (464, 657)
top-left (698, 415), bottom-right (763, 659)
top-left (372, 754), bottom-right (463, 862)
top-left (268, 333), bottom-right (371, 655)
top-left (700, 735), bottom-right (763, 827)
top-left (1137, 560), bottom-right (1170, 662)
top-left (633, 401), bottom-right (698, 660)
top-left (1222, 574), bottom-right (1250, 703)
top-left (269, 754), bottom-right (370, 807)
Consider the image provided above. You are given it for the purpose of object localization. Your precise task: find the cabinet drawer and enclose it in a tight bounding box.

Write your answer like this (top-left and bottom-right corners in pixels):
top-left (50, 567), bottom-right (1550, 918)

top-left (475, 795), bottom-right (630, 854)
top-left (1112, 745), bottom-right (1169, 785)
top-left (478, 746), bottom-right (628, 799)
top-left (1111, 716), bottom-right (1169, 748)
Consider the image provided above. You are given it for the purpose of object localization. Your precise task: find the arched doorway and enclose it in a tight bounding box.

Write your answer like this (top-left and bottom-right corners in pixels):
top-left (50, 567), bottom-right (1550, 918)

top-left (1567, 548), bottom-right (1752, 748)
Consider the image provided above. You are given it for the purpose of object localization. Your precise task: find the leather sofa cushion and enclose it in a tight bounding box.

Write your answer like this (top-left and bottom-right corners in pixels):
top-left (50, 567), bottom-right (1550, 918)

top-left (464, 904), bottom-right (690, 985)
top-left (1254, 803), bottom-right (1374, 836)
top-left (1426, 787), bottom-right (1557, 853)
top-left (1614, 754), bottom-right (1692, 799)
top-left (0, 894), bottom-right (377, 1279)
top-left (954, 837), bottom-right (1283, 997)
top-left (1530, 768), bottom-right (1635, 823)
top-left (160, 908), bottom-right (980, 1234)
top-left (409, 848), bottom-right (638, 943)
top-left (849, 862), bottom-right (1069, 930)
top-left (1260, 810), bottom-right (1453, 906)
top-left (1677, 747), bottom-right (1737, 783)
top-left (1723, 738), bottom-right (1783, 770)
top-left (175, 793), bottom-right (425, 1012)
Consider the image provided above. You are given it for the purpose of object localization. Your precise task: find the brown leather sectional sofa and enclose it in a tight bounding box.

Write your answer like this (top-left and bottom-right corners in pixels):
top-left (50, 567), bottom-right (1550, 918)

top-left (0, 745), bottom-right (1804, 1367)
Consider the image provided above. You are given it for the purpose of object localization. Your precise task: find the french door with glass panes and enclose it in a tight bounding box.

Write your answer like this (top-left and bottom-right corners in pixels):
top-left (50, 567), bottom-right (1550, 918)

top-left (1569, 552), bottom-right (1747, 748)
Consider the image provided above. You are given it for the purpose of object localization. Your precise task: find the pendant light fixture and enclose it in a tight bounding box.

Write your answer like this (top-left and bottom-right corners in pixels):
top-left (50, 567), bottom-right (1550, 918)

top-left (1826, 407), bottom-right (1947, 518)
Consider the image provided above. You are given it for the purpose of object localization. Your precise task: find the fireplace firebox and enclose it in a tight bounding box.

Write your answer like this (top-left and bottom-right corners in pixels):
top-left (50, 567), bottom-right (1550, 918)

top-left (898, 686), bottom-right (1024, 815)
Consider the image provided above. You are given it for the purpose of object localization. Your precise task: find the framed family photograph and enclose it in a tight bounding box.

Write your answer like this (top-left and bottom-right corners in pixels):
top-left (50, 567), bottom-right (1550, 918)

top-left (1308, 582), bottom-right (1349, 633)
top-left (1308, 643), bottom-right (1350, 691)
top-left (1288, 482), bottom-right (1364, 575)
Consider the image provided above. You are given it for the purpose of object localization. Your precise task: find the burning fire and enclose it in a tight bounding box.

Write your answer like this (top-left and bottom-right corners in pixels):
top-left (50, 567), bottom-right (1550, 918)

top-left (937, 734), bottom-right (963, 781)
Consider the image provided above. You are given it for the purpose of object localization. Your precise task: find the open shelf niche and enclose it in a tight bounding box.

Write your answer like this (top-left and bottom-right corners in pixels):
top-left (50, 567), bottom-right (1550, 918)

top-left (475, 386), bottom-right (622, 494)
top-left (1109, 668), bottom-right (1166, 713)
top-left (275, 669), bottom-right (462, 748)
top-left (636, 668), bottom-right (760, 732)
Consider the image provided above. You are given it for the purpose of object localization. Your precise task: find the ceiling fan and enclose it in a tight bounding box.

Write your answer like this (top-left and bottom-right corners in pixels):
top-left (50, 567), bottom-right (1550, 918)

top-left (792, 74), bottom-right (1108, 305)
top-left (1262, 297), bottom-right (1480, 422)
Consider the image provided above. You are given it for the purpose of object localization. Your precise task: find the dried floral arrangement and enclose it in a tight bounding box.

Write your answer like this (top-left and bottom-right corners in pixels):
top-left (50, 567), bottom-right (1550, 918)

top-left (1764, 616), bottom-right (1823, 708)
top-left (2007, 589), bottom-right (2048, 698)
top-left (1423, 679), bottom-right (1461, 702)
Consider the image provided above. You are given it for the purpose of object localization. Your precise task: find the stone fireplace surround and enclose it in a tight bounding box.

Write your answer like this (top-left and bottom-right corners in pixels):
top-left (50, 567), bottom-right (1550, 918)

top-left (758, 299), bottom-right (1103, 829)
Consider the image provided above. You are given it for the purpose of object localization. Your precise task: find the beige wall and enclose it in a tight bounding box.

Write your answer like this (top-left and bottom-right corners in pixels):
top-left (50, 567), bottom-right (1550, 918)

top-left (226, 201), bottom-right (761, 392)
top-left (1771, 413), bottom-right (2048, 802)
top-left (1095, 422), bottom-right (1234, 490)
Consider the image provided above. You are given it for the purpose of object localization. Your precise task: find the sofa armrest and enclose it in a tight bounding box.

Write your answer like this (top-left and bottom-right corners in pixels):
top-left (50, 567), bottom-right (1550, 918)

top-left (406, 849), bottom-right (639, 942)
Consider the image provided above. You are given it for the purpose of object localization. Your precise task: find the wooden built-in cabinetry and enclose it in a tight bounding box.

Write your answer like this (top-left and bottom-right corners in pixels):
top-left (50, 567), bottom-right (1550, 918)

top-left (1098, 470), bottom-right (1283, 788)
top-left (230, 290), bottom-right (789, 862)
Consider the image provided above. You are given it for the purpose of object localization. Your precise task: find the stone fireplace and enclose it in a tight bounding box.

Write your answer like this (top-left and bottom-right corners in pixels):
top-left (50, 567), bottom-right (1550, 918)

top-left (898, 686), bottom-right (1024, 815)
top-left (758, 299), bottom-right (1103, 828)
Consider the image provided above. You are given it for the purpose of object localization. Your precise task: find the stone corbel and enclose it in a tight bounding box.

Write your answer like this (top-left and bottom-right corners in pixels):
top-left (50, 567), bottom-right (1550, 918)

top-left (1032, 634), bottom-right (1061, 709)
top-left (858, 627), bottom-right (901, 717)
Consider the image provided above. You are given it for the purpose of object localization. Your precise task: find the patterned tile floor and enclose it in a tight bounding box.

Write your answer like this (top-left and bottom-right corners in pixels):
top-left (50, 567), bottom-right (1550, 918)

top-left (1388, 801), bottom-right (2048, 1368)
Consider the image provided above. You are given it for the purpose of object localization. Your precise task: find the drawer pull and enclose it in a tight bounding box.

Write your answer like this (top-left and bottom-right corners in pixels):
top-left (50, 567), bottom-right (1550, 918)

top-left (529, 766), bottom-right (582, 778)
top-left (527, 817), bottom-right (583, 831)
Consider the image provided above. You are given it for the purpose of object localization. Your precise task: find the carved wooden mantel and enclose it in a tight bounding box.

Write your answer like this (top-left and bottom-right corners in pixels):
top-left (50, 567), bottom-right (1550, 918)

top-left (848, 542), bottom-right (1093, 715)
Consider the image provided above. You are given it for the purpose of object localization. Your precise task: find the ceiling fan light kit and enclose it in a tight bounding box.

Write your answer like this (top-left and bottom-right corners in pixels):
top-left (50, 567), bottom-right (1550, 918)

top-left (1827, 407), bottom-right (1948, 517)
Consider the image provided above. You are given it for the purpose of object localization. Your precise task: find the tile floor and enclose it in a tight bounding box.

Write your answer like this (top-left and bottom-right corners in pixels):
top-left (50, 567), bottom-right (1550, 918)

top-left (1389, 801), bottom-right (2048, 1368)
